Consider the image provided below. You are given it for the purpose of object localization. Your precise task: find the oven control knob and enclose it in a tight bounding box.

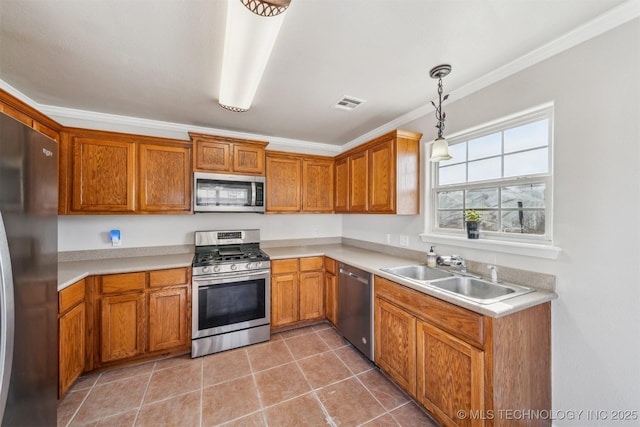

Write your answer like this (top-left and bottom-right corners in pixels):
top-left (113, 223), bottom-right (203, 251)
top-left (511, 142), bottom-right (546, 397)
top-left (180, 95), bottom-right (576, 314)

top-left (202, 266), bottom-right (211, 273)
top-left (213, 265), bottom-right (221, 273)
top-left (256, 261), bottom-right (262, 268)
top-left (230, 264), bottom-right (237, 271)
top-left (246, 263), bottom-right (253, 270)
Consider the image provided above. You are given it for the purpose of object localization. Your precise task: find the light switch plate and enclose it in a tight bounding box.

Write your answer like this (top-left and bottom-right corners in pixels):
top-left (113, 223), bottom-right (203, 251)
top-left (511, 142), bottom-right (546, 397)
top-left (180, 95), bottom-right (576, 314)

top-left (399, 235), bottom-right (409, 246)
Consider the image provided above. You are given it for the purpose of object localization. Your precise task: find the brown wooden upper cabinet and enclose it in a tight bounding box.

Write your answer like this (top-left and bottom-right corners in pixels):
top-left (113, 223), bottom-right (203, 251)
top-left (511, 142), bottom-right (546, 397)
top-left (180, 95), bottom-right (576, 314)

top-left (266, 151), bottom-right (334, 213)
top-left (63, 128), bottom-right (192, 214)
top-left (190, 132), bottom-right (268, 176)
top-left (334, 129), bottom-right (422, 215)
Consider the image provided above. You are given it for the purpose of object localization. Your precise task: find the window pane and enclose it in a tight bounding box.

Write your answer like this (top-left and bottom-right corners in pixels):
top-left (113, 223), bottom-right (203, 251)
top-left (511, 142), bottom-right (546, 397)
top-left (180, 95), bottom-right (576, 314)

top-left (502, 183), bottom-right (545, 208)
top-left (439, 141), bottom-right (467, 166)
top-left (504, 147), bottom-right (548, 177)
top-left (504, 119), bottom-right (549, 153)
top-left (438, 211), bottom-right (464, 229)
top-left (501, 210), bottom-right (545, 235)
top-left (468, 133), bottom-right (501, 160)
top-left (438, 191), bottom-right (463, 209)
top-left (439, 163), bottom-right (466, 185)
top-left (477, 210), bottom-right (498, 232)
top-left (466, 188), bottom-right (498, 209)
top-left (468, 157), bottom-right (501, 182)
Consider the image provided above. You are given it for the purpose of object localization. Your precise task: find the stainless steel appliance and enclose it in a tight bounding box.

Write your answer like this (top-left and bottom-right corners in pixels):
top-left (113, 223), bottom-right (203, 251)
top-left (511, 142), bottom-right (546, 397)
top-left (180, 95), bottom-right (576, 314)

top-left (337, 263), bottom-right (373, 361)
top-left (0, 114), bottom-right (57, 425)
top-left (191, 229), bottom-right (270, 357)
top-left (193, 172), bottom-right (265, 213)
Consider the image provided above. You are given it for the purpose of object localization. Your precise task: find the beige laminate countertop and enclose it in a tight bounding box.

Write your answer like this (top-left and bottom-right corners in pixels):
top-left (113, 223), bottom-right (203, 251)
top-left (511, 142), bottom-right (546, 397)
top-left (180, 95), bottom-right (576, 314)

top-left (58, 253), bottom-right (193, 291)
top-left (58, 243), bottom-right (556, 318)
top-left (264, 244), bottom-right (557, 318)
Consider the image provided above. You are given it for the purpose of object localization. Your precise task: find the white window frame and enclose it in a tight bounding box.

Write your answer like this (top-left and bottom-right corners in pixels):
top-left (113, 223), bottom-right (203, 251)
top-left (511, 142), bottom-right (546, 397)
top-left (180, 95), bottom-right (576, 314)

top-left (421, 103), bottom-right (561, 258)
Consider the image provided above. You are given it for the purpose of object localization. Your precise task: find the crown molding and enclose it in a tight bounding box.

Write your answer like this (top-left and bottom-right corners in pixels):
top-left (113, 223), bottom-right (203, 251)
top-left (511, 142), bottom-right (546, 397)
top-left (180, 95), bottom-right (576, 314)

top-left (344, 0), bottom-right (640, 148)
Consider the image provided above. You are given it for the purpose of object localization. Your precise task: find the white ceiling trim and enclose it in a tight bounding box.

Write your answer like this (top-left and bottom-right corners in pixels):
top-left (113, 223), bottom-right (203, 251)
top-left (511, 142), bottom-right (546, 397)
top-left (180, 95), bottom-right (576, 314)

top-left (342, 0), bottom-right (640, 151)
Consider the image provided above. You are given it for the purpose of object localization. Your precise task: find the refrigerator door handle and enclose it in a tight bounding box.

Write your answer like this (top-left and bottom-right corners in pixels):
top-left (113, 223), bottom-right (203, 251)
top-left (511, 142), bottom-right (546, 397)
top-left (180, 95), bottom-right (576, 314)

top-left (0, 212), bottom-right (15, 423)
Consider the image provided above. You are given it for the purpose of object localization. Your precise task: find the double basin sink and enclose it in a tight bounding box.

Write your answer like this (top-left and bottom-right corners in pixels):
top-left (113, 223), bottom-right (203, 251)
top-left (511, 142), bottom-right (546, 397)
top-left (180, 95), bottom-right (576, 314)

top-left (380, 264), bottom-right (533, 305)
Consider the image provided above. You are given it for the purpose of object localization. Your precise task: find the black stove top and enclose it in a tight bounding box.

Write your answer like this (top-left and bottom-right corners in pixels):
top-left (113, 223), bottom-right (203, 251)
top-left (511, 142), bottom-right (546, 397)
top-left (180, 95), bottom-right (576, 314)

top-left (193, 243), bottom-right (270, 267)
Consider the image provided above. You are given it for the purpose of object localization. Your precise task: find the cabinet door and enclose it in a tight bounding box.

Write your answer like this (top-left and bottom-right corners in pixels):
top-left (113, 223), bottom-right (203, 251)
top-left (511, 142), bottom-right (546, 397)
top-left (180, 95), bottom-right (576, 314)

top-left (271, 274), bottom-right (299, 327)
top-left (299, 271), bottom-right (324, 321)
top-left (334, 156), bottom-right (349, 212)
top-left (138, 143), bottom-right (191, 212)
top-left (266, 155), bottom-right (302, 212)
top-left (349, 150), bottom-right (368, 212)
top-left (59, 303), bottom-right (85, 397)
top-left (33, 121), bottom-right (60, 142)
top-left (233, 144), bottom-right (265, 175)
top-left (148, 287), bottom-right (188, 352)
top-left (100, 293), bottom-right (145, 363)
top-left (71, 137), bottom-right (136, 212)
top-left (417, 320), bottom-right (485, 427)
top-left (368, 139), bottom-right (395, 213)
top-left (302, 158), bottom-right (334, 212)
top-left (194, 139), bottom-right (231, 172)
top-left (324, 271), bottom-right (337, 326)
top-left (374, 297), bottom-right (416, 396)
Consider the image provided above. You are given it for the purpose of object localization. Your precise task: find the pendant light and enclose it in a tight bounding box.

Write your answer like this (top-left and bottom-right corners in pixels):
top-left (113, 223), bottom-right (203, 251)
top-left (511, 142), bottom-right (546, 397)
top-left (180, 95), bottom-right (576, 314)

top-left (429, 64), bottom-right (452, 162)
top-left (219, 0), bottom-right (292, 112)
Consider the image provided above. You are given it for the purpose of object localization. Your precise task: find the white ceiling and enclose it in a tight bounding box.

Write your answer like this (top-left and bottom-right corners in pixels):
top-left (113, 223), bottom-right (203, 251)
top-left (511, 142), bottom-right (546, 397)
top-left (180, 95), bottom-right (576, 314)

top-left (0, 0), bottom-right (632, 146)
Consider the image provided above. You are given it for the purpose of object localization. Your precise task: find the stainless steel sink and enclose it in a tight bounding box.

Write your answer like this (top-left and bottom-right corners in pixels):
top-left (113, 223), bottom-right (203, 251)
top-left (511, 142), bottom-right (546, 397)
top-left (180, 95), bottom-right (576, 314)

top-left (381, 264), bottom-right (454, 281)
top-left (428, 276), bottom-right (533, 304)
top-left (380, 264), bottom-right (533, 304)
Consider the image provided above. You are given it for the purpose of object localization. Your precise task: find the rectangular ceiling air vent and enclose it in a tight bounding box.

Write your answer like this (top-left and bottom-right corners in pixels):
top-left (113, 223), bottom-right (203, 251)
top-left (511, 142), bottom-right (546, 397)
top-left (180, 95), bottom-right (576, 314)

top-left (332, 95), bottom-right (366, 111)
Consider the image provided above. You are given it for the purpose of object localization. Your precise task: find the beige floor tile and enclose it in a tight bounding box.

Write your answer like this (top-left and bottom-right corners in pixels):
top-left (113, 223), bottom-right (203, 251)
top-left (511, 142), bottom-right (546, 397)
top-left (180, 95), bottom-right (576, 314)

top-left (334, 345), bottom-right (375, 374)
top-left (57, 388), bottom-right (90, 427)
top-left (70, 373), bottom-right (100, 392)
top-left (264, 393), bottom-right (331, 426)
top-left (254, 362), bottom-right (311, 407)
top-left (202, 376), bottom-right (261, 426)
top-left (96, 361), bottom-right (155, 385)
top-left (221, 411), bottom-right (267, 427)
top-left (202, 347), bottom-right (251, 386)
top-left (358, 370), bottom-right (410, 411)
top-left (390, 402), bottom-right (440, 427)
top-left (154, 353), bottom-right (200, 371)
top-left (297, 351), bottom-right (352, 389)
top-left (285, 332), bottom-right (330, 360)
top-left (143, 360), bottom-right (202, 404)
top-left (246, 339), bottom-right (293, 372)
top-left (316, 327), bottom-right (348, 349)
top-left (71, 375), bottom-right (149, 425)
top-left (312, 322), bottom-right (333, 332)
top-left (136, 390), bottom-right (201, 427)
top-left (277, 326), bottom-right (315, 340)
top-left (361, 414), bottom-right (401, 427)
top-left (94, 409), bottom-right (137, 427)
top-left (317, 377), bottom-right (385, 426)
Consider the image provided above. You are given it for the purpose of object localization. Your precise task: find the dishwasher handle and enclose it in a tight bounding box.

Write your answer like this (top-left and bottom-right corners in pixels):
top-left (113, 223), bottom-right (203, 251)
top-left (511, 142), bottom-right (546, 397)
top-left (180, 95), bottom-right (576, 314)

top-left (339, 268), bottom-right (370, 285)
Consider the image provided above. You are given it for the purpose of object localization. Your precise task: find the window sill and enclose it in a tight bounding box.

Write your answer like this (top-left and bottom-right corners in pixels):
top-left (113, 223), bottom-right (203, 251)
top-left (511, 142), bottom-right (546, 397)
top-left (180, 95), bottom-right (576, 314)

top-left (419, 233), bottom-right (561, 260)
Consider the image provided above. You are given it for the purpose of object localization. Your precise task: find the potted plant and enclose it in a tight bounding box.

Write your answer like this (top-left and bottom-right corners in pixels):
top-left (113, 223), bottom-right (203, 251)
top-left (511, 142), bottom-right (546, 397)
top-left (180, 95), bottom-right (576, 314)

top-left (464, 209), bottom-right (481, 239)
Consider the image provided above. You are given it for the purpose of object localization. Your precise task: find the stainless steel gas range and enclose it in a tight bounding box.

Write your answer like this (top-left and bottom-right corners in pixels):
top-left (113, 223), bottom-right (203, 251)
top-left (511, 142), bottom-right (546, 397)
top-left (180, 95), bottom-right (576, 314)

top-left (191, 229), bottom-right (271, 358)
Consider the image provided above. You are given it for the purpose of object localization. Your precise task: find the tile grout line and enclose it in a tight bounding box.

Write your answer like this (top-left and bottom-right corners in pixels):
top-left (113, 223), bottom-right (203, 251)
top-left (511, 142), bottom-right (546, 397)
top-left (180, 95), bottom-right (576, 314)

top-left (245, 348), bottom-right (269, 426)
top-left (131, 361), bottom-right (157, 426)
top-left (64, 372), bottom-right (102, 427)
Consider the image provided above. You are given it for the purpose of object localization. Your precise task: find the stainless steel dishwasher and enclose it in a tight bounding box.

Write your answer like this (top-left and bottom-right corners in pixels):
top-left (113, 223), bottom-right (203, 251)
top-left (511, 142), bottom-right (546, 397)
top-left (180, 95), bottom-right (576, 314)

top-left (337, 263), bottom-right (373, 360)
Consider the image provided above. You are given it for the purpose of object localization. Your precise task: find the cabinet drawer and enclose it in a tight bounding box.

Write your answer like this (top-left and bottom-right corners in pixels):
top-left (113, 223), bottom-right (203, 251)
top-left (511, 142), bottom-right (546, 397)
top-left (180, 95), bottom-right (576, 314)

top-left (299, 256), bottom-right (323, 271)
top-left (271, 259), bottom-right (299, 275)
top-left (324, 257), bottom-right (337, 274)
top-left (101, 272), bottom-right (146, 294)
top-left (149, 267), bottom-right (189, 288)
top-left (59, 279), bottom-right (86, 314)
top-left (375, 276), bottom-right (485, 348)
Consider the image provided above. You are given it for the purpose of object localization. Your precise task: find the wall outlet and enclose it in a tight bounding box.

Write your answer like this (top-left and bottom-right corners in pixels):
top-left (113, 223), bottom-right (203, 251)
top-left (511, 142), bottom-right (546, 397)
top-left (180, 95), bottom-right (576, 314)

top-left (399, 235), bottom-right (409, 247)
top-left (384, 233), bottom-right (391, 244)
top-left (312, 228), bottom-right (320, 237)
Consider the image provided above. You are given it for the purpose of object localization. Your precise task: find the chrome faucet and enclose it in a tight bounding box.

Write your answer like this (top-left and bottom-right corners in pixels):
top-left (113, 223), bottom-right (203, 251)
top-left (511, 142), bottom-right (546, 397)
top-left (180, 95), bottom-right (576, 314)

top-left (449, 255), bottom-right (466, 273)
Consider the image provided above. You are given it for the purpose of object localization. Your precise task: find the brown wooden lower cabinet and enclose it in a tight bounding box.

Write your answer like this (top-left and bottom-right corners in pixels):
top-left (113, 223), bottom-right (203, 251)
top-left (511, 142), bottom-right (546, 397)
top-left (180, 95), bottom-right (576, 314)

top-left (100, 292), bottom-right (146, 363)
top-left (271, 257), bottom-right (325, 329)
top-left (324, 257), bottom-right (338, 326)
top-left (148, 287), bottom-right (189, 352)
top-left (374, 276), bottom-right (551, 427)
top-left (58, 278), bottom-right (86, 398)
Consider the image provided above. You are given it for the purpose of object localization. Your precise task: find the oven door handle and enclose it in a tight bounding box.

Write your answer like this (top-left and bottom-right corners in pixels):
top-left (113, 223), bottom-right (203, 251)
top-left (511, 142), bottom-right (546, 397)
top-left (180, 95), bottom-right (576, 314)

top-left (193, 269), bottom-right (269, 285)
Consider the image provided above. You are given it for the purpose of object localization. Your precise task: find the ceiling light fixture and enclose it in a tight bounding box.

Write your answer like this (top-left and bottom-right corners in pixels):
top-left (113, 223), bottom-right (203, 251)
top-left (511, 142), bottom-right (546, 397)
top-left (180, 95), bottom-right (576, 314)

top-left (218, 0), bottom-right (292, 112)
top-left (428, 64), bottom-right (452, 162)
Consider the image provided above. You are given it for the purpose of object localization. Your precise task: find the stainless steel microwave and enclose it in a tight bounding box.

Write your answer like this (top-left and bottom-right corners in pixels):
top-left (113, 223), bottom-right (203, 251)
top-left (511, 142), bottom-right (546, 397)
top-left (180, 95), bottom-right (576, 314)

top-left (193, 172), bottom-right (265, 213)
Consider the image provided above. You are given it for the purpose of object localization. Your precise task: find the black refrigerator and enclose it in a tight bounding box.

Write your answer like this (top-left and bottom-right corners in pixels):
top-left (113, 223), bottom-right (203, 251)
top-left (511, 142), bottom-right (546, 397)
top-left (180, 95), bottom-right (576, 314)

top-left (0, 113), bottom-right (57, 426)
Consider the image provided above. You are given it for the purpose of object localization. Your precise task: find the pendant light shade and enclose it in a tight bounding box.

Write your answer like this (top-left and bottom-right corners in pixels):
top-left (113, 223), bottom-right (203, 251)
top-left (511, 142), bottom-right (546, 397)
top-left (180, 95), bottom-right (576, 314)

top-left (219, 0), bottom-right (291, 112)
top-left (430, 137), bottom-right (452, 162)
top-left (428, 64), bottom-right (452, 162)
